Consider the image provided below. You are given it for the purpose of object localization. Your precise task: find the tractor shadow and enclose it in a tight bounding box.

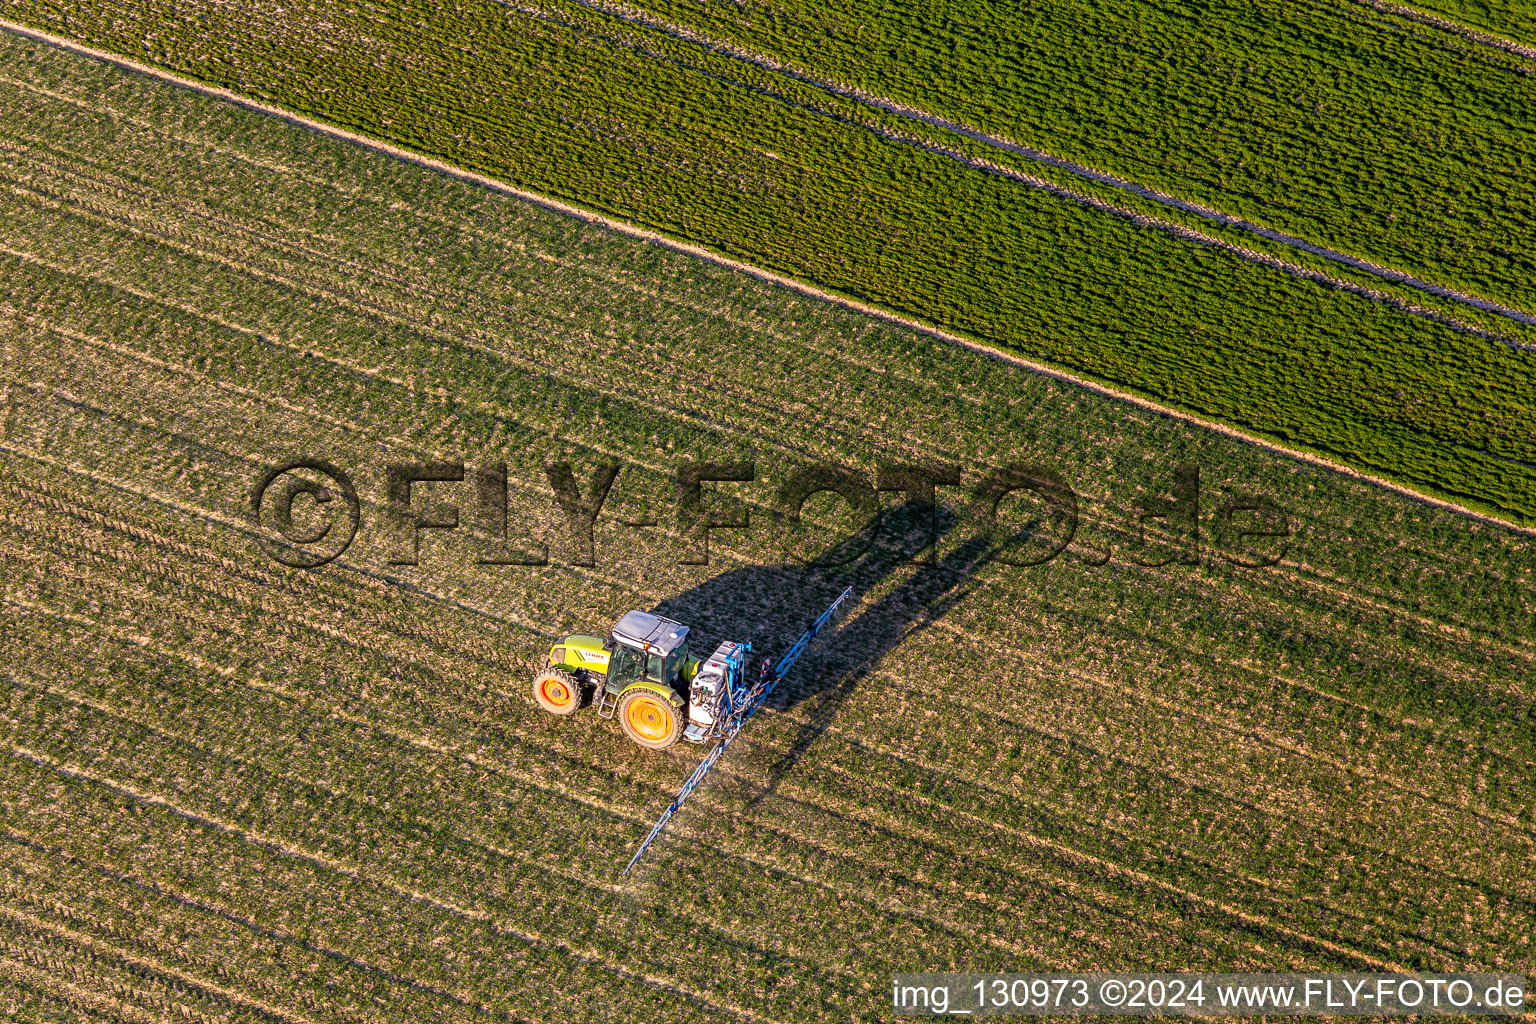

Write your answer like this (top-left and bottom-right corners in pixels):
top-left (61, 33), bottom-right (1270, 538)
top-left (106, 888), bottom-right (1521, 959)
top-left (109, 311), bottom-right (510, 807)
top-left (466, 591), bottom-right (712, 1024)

top-left (652, 499), bottom-right (957, 687)
top-left (652, 498), bottom-right (1002, 804)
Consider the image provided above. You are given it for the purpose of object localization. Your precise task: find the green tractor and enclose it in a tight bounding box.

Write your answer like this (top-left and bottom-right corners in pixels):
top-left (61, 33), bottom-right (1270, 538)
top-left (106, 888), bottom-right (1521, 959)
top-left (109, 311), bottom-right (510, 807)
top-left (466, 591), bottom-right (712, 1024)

top-left (532, 610), bottom-right (702, 750)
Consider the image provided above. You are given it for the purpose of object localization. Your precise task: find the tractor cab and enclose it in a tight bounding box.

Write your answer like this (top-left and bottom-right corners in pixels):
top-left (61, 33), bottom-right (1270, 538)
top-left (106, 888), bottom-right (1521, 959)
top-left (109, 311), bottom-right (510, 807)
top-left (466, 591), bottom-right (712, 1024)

top-left (593, 611), bottom-right (694, 748)
top-left (605, 610), bottom-right (691, 692)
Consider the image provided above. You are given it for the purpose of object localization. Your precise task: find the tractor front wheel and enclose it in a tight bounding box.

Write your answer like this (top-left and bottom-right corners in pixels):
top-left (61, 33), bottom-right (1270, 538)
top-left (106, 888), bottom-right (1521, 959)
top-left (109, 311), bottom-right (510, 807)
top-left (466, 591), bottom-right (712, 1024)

top-left (533, 668), bottom-right (581, 716)
top-left (617, 689), bottom-right (682, 750)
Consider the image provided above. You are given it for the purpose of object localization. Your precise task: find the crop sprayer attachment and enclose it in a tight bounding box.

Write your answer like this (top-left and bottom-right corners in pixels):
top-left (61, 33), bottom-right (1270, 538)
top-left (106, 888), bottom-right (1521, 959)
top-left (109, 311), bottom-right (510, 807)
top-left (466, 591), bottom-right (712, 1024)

top-left (528, 583), bottom-right (853, 872)
top-left (619, 585), bottom-right (853, 876)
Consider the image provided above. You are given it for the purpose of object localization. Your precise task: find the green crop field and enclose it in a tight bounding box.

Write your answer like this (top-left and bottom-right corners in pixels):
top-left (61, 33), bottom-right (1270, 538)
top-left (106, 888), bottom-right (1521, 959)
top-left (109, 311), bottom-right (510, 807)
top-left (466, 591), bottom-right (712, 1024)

top-left (1, 32), bottom-right (1533, 1023)
top-left (587, 0), bottom-right (1536, 310)
top-left (6, 0), bottom-right (1536, 526)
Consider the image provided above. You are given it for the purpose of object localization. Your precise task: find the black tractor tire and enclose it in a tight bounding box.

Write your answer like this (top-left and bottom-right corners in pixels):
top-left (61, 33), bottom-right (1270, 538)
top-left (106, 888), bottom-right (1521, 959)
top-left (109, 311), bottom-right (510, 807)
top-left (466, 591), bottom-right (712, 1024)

top-left (533, 668), bottom-right (582, 716)
top-left (617, 688), bottom-right (683, 750)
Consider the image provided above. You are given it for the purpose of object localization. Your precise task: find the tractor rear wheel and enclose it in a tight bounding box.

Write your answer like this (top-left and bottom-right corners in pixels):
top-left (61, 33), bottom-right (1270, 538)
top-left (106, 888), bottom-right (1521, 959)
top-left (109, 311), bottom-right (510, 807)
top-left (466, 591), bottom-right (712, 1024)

top-left (617, 689), bottom-right (682, 750)
top-left (533, 668), bottom-right (581, 716)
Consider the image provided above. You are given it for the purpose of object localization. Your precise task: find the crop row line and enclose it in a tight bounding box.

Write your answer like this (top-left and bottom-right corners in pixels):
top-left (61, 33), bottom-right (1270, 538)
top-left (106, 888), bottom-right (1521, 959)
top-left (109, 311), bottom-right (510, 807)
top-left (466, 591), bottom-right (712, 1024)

top-left (0, 651), bottom-right (895, 991)
top-left (1299, 0), bottom-right (1534, 72)
top-left (0, 497), bottom-right (1081, 982)
top-left (2, 668), bottom-right (1031, 992)
top-left (0, 515), bottom-right (525, 725)
top-left (6, 360), bottom-right (1523, 835)
top-left (0, 552), bottom-right (1333, 976)
top-left (6, 270), bottom-right (1529, 914)
top-left (0, 740), bottom-right (786, 1024)
top-left (927, 560), bottom-right (1528, 727)
top-left (0, 434), bottom-right (533, 636)
top-left (743, 676), bottom-right (1521, 956)
top-left (1265, 558), bottom-right (1534, 660)
top-left (10, 283), bottom-right (1192, 619)
top-left (0, 607), bottom-right (1330, 961)
top-left (0, 454), bottom-right (562, 719)
top-left (0, 951), bottom-right (171, 1024)
top-left (0, 899), bottom-right (308, 1024)
top-left (0, 123), bottom-right (858, 381)
top-left (805, 672), bottom-right (1536, 921)
top-left (855, 644), bottom-right (1536, 883)
top-left (3, 761), bottom-right (820, 1024)
top-left (815, 761), bottom-right (1403, 970)
top-left (838, 574), bottom-right (1527, 818)
top-left (0, 73), bottom-right (1285, 441)
top-left (0, 358), bottom-right (744, 643)
top-left (913, 578), bottom-right (1530, 777)
top-left (1185, 576), bottom-right (1532, 694)
top-left (4, 306), bottom-right (1169, 606)
top-left (6, 396), bottom-right (1507, 834)
top-left (744, 627), bottom-right (1534, 922)
top-left (935, 582), bottom-right (1530, 743)
top-left (0, 349), bottom-right (649, 647)
top-left (0, 929), bottom-right (247, 1024)
top-left (666, 724), bottom-right (1441, 966)
top-left (31, 662), bottom-right (1099, 972)
top-left (0, 864), bottom-right (328, 1024)
top-left (0, 215), bottom-right (863, 513)
top-left (715, 757), bottom-right (1449, 966)
top-left (6, 660), bottom-right (1179, 1007)
top-left (0, 468), bottom-right (521, 687)
top-left (0, 58), bottom-right (781, 386)
top-left (1339, 0), bottom-right (1536, 59)
top-left (1, 839), bottom-right (533, 1024)
top-left (0, 563), bottom-right (1194, 970)
top-left (0, 153), bottom-right (959, 480)
top-left (29, 583), bottom-right (1505, 970)
top-left (0, 834), bottom-right (551, 1024)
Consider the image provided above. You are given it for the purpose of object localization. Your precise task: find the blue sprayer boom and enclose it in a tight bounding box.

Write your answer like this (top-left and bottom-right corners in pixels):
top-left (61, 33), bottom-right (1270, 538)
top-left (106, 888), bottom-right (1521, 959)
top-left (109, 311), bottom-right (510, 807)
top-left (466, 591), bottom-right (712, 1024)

top-left (620, 586), bottom-right (853, 876)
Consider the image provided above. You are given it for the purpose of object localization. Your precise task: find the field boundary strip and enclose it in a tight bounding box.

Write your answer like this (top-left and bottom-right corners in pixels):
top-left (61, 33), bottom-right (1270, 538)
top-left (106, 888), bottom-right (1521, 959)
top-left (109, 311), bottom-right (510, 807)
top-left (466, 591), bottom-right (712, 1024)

top-left (531, 0), bottom-right (1536, 330)
top-left (3, 18), bottom-right (1534, 541)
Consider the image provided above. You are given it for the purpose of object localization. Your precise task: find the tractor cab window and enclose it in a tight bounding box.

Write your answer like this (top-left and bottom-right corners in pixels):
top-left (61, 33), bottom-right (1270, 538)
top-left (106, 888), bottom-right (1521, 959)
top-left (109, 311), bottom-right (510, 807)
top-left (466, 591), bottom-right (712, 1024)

top-left (664, 643), bottom-right (688, 683)
top-left (608, 644), bottom-right (643, 688)
top-left (608, 643), bottom-right (666, 687)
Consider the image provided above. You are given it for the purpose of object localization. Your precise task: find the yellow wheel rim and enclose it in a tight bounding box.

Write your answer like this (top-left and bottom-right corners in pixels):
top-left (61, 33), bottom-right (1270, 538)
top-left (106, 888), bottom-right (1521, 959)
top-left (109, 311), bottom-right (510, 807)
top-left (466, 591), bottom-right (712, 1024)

top-left (541, 678), bottom-right (570, 707)
top-left (625, 696), bottom-right (673, 742)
